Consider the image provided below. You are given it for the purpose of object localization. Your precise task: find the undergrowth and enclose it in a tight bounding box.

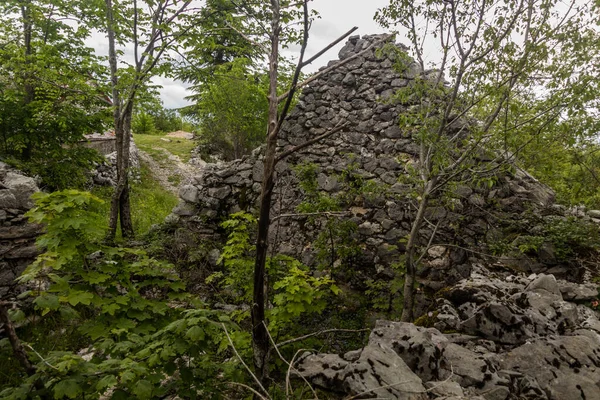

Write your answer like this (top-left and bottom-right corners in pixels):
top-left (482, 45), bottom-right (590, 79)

top-left (92, 163), bottom-right (178, 236)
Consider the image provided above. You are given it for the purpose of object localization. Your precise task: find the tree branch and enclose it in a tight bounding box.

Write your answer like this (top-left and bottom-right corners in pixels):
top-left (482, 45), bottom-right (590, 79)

top-left (275, 122), bottom-right (349, 164)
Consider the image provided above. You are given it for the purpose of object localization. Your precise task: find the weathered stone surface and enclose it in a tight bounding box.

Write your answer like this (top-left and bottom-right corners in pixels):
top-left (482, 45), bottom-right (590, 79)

top-left (0, 165), bottom-right (42, 298)
top-left (91, 142), bottom-right (140, 186)
top-left (499, 335), bottom-right (600, 400)
top-left (342, 343), bottom-right (427, 399)
top-left (297, 324), bottom-right (428, 399)
top-left (4, 172), bottom-right (38, 209)
top-left (179, 185), bottom-right (199, 203)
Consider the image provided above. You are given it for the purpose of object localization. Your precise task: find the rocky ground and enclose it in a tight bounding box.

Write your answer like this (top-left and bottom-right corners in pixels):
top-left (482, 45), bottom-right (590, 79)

top-left (297, 268), bottom-right (600, 400)
top-left (137, 147), bottom-right (197, 194)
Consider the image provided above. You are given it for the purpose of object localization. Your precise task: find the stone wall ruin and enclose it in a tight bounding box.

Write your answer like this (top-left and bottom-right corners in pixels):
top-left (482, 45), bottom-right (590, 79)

top-left (170, 35), bottom-right (600, 293)
top-left (0, 162), bottom-right (41, 300)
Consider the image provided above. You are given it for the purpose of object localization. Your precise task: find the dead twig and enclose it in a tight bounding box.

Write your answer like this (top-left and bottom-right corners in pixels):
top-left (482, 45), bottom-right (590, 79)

top-left (262, 322), bottom-right (319, 399)
top-left (221, 323), bottom-right (270, 399)
top-left (275, 123), bottom-right (349, 163)
top-left (277, 328), bottom-right (370, 348)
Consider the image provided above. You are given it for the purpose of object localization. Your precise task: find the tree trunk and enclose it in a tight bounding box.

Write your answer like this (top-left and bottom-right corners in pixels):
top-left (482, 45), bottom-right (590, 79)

top-left (400, 179), bottom-right (435, 322)
top-left (251, 0), bottom-right (281, 389)
top-left (105, 0), bottom-right (134, 241)
top-left (21, 0), bottom-right (34, 161)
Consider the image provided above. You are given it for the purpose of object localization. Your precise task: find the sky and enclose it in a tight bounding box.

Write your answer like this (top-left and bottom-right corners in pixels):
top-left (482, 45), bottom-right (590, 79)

top-left (155, 0), bottom-right (391, 109)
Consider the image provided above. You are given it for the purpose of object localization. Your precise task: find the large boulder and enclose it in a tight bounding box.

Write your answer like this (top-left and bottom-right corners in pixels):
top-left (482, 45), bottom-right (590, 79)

top-left (296, 268), bottom-right (600, 399)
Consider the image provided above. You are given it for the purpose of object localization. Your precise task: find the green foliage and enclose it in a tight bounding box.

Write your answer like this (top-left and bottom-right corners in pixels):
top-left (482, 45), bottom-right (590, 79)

top-left (209, 212), bottom-right (339, 334)
top-left (269, 257), bottom-right (339, 330)
top-left (0, 0), bottom-right (109, 170)
top-left (132, 112), bottom-right (156, 135)
top-left (491, 215), bottom-right (600, 262)
top-left (544, 217), bottom-right (600, 260)
top-left (191, 59), bottom-right (269, 161)
top-left (7, 146), bottom-right (103, 191)
top-left (1, 190), bottom-right (242, 398)
top-left (209, 212), bottom-right (257, 304)
top-left (364, 260), bottom-right (406, 315)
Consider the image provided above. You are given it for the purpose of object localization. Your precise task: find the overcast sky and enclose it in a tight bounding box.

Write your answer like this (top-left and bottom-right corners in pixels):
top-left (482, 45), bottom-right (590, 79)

top-left (156, 0), bottom-right (391, 109)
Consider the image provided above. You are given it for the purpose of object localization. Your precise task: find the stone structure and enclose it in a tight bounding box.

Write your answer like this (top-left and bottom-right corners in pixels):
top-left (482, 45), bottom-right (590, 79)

top-left (90, 142), bottom-right (140, 186)
top-left (82, 132), bottom-right (116, 156)
top-left (170, 34), bottom-right (599, 291)
top-left (0, 162), bottom-right (41, 299)
top-left (167, 36), bottom-right (600, 398)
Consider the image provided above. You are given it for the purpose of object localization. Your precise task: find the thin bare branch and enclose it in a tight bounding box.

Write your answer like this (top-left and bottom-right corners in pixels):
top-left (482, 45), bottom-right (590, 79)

top-left (262, 322), bottom-right (319, 400)
top-left (301, 26), bottom-right (358, 67)
top-left (278, 34), bottom-right (393, 102)
top-left (275, 123), bottom-right (349, 163)
top-left (222, 323), bottom-right (270, 398)
top-left (277, 328), bottom-right (370, 348)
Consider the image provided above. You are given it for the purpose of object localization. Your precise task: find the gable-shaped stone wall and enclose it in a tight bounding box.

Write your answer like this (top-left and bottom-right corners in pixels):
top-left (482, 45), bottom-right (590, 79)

top-left (170, 35), bottom-right (598, 291)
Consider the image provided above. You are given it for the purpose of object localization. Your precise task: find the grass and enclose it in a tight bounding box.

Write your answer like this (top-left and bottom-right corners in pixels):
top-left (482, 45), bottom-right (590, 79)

top-left (92, 163), bottom-right (179, 236)
top-left (133, 133), bottom-right (196, 163)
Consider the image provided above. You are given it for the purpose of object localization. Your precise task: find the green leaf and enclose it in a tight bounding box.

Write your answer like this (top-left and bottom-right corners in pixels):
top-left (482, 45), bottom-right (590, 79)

top-left (67, 291), bottom-right (94, 306)
top-left (96, 375), bottom-right (118, 391)
top-left (185, 325), bottom-right (205, 341)
top-left (53, 379), bottom-right (82, 399)
top-left (132, 380), bottom-right (153, 399)
top-left (34, 294), bottom-right (60, 313)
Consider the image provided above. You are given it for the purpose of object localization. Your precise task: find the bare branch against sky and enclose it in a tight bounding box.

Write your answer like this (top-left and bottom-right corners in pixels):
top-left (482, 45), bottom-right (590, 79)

top-left (151, 0), bottom-right (390, 109)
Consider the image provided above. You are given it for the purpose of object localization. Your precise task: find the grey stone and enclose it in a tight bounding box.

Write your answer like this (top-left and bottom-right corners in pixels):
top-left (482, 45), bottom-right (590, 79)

top-left (179, 185), bottom-right (198, 203)
top-left (5, 170), bottom-right (38, 198)
top-left (0, 191), bottom-right (18, 209)
top-left (499, 336), bottom-right (600, 400)
top-left (208, 186), bottom-right (232, 200)
top-left (424, 381), bottom-right (464, 397)
top-left (173, 202), bottom-right (197, 216)
top-left (358, 221), bottom-right (381, 236)
top-left (383, 125), bottom-right (403, 138)
top-left (342, 72), bottom-right (356, 86)
top-left (588, 209), bottom-right (600, 218)
top-left (252, 162), bottom-right (264, 182)
top-left (526, 274), bottom-right (561, 296)
top-left (558, 281), bottom-right (598, 301)
top-left (342, 343), bottom-right (427, 400)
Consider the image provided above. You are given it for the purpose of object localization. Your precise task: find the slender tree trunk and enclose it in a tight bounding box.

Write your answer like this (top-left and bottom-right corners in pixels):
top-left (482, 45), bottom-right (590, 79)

top-left (401, 178), bottom-right (436, 322)
top-left (21, 0), bottom-right (34, 161)
top-left (251, 0), bottom-right (281, 388)
top-left (105, 0), bottom-right (134, 241)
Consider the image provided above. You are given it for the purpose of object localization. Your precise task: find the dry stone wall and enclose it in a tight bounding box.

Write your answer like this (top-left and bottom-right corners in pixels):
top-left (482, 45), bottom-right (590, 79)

top-left (171, 35), bottom-right (600, 289)
top-left (0, 162), bottom-right (41, 300)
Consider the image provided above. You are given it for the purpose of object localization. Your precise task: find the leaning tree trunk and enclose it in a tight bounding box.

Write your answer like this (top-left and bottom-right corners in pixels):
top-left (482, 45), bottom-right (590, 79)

top-left (251, 0), bottom-right (281, 389)
top-left (400, 178), bottom-right (436, 322)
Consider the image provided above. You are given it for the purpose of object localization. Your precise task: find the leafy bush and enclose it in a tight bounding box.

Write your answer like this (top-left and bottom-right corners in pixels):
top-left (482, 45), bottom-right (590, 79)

top-left (1, 191), bottom-right (243, 399)
top-left (208, 212), bottom-right (339, 333)
top-left (6, 146), bottom-right (103, 191)
top-left (132, 112), bottom-right (156, 135)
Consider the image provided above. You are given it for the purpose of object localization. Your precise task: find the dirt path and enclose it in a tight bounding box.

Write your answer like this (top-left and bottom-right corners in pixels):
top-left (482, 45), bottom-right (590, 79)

top-left (137, 147), bottom-right (198, 194)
